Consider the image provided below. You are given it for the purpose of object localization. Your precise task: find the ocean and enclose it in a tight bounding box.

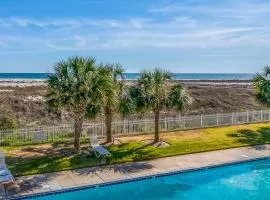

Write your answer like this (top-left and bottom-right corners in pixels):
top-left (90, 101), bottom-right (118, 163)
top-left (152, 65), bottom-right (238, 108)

top-left (0, 73), bottom-right (254, 80)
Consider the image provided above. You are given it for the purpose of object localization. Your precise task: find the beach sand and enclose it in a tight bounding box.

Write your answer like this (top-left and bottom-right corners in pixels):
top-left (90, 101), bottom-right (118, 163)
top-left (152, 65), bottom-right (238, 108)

top-left (0, 79), bottom-right (46, 87)
top-left (0, 79), bottom-right (253, 88)
top-left (0, 79), bottom-right (260, 126)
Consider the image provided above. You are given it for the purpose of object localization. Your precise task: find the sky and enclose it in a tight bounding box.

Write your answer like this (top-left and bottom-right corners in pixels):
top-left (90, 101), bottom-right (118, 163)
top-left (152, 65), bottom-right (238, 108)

top-left (0, 0), bottom-right (270, 73)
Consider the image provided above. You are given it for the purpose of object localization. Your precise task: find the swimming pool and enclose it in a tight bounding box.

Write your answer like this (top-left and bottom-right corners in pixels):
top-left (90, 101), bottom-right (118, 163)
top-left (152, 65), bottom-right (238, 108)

top-left (23, 158), bottom-right (270, 200)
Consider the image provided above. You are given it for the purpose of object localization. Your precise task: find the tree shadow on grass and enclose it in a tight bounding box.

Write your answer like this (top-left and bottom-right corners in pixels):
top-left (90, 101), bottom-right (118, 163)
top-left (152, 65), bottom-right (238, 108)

top-left (4, 138), bottom-right (165, 197)
top-left (6, 141), bottom-right (157, 176)
top-left (6, 144), bottom-right (98, 176)
top-left (227, 127), bottom-right (270, 147)
top-left (9, 141), bottom-right (92, 161)
top-left (5, 143), bottom-right (156, 198)
top-left (109, 142), bottom-right (156, 162)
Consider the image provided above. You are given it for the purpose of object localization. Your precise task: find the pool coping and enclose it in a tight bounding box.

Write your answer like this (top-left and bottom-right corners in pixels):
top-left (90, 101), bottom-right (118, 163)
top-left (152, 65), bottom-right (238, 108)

top-left (10, 155), bottom-right (270, 200)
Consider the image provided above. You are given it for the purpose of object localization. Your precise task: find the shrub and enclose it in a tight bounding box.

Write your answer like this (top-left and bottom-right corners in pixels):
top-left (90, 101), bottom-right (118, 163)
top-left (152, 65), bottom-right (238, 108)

top-left (0, 115), bottom-right (18, 130)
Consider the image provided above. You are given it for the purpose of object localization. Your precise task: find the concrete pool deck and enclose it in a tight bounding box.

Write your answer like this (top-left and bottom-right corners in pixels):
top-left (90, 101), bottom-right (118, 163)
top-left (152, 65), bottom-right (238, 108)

top-left (1, 144), bottom-right (270, 199)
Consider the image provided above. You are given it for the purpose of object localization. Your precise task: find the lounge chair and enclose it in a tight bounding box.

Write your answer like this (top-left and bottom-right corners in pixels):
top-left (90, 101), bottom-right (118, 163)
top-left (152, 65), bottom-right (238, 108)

top-left (0, 151), bottom-right (4, 161)
top-left (0, 151), bottom-right (6, 168)
top-left (89, 135), bottom-right (111, 158)
top-left (0, 158), bottom-right (5, 169)
top-left (0, 168), bottom-right (14, 184)
top-left (0, 152), bottom-right (14, 184)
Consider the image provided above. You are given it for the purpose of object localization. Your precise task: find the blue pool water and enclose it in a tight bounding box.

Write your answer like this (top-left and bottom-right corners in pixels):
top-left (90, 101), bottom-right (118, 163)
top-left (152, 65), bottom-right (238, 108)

top-left (27, 159), bottom-right (270, 200)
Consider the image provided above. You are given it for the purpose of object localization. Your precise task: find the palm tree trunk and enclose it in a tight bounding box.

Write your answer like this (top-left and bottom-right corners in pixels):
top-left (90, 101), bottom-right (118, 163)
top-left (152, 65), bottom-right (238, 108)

top-left (74, 118), bottom-right (83, 151)
top-left (105, 108), bottom-right (113, 143)
top-left (154, 110), bottom-right (160, 143)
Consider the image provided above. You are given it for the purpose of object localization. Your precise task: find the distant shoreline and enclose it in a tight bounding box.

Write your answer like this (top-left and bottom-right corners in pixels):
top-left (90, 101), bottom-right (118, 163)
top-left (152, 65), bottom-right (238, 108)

top-left (0, 79), bottom-right (46, 87)
top-left (0, 79), bottom-right (253, 88)
top-left (0, 72), bottom-right (254, 81)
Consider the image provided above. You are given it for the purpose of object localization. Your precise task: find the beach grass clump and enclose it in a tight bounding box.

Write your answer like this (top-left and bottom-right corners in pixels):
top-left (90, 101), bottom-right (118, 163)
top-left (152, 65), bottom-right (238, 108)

top-left (0, 115), bottom-right (18, 130)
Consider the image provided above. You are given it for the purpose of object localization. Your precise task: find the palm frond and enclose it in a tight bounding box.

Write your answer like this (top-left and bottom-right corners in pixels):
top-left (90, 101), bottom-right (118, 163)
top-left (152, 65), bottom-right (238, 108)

top-left (85, 104), bottom-right (101, 119)
top-left (253, 66), bottom-right (270, 107)
top-left (168, 84), bottom-right (193, 111)
top-left (264, 66), bottom-right (270, 77)
top-left (136, 68), bottom-right (173, 112)
top-left (46, 56), bottom-right (101, 118)
top-left (118, 85), bottom-right (136, 117)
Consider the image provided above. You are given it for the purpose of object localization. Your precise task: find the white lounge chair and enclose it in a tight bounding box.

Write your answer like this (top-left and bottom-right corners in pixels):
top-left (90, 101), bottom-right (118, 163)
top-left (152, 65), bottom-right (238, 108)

top-left (89, 135), bottom-right (111, 158)
top-left (0, 151), bottom-right (14, 184)
top-left (0, 158), bottom-right (5, 169)
top-left (0, 168), bottom-right (14, 184)
top-left (0, 151), bottom-right (6, 168)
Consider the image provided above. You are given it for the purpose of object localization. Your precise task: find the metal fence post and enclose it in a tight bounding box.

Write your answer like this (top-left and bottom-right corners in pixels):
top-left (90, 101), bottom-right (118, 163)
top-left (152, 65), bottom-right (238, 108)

top-left (101, 122), bottom-right (103, 136)
top-left (2, 109), bottom-right (270, 147)
top-left (165, 116), bottom-right (167, 131)
top-left (178, 114), bottom-right (181, 129)
top-left (183, 115), bottom-right (186, 129)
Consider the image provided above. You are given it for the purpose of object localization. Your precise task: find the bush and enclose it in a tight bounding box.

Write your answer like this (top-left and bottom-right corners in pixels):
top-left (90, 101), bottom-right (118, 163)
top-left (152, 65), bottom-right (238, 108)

top-left (0, 115), bottom-right (18, 130)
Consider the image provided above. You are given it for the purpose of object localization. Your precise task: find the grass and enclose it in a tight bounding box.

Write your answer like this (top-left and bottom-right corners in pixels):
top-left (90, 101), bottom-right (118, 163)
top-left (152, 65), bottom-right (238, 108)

top-left (3, 122), bottom-right (270, 176)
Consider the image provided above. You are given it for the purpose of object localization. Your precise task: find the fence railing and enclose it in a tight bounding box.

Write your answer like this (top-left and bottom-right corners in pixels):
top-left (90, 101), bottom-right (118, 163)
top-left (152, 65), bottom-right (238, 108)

top-left (0, 110), bottom-right (270, 146)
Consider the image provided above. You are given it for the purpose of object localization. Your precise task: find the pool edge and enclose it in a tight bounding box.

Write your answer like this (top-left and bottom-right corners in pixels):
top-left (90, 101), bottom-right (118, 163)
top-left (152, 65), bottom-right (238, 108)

top-left (10, 156), bottom-right (270, 200)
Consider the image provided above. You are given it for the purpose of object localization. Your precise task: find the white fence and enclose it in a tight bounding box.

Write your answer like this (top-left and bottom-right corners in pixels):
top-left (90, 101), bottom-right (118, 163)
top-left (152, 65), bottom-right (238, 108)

top-left (0, 110), bottom-right (270, 146)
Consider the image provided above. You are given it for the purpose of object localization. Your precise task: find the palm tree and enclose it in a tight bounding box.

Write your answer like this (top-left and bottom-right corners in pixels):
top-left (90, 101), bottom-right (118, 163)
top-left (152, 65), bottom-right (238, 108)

top-left (132, 68), bottom-right (192, 143)
top-left (47, 56), bottom-right (108, 151)
top-left (253, 66), bottom-right (270, 106)
top-left (97, 64), bottom-right (133, 143)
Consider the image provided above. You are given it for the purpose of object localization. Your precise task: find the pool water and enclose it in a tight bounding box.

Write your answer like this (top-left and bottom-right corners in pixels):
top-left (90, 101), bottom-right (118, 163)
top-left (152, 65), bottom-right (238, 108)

top-left (28, 159), bottom-right (270, 200)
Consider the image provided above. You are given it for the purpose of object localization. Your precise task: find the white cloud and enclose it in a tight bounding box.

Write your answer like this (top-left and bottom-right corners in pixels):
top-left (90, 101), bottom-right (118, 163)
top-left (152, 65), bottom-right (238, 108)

top-left (149, 0), bottom-right (270, 21)
top-left (6, 17), bottom-right (145, 30)
top-left (0, 0), bottom-right (270, 52)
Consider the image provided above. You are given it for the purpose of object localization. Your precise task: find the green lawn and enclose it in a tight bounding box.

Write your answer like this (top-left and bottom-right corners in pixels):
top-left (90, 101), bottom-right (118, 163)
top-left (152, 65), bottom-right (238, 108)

top-left (3, 122), bottom-right (270, 176)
